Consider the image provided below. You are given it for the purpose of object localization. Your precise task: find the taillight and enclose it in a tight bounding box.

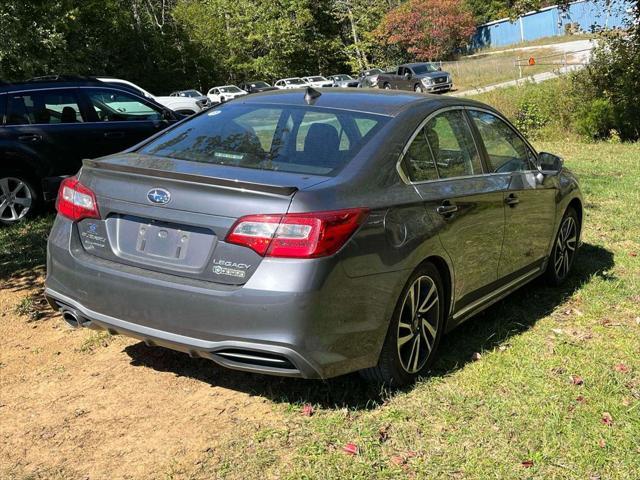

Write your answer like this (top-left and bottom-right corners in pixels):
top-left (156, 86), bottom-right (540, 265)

top-left (226, 208), bottom-right (369, 258)
top-left (55, 177), bottom-right (100, 221)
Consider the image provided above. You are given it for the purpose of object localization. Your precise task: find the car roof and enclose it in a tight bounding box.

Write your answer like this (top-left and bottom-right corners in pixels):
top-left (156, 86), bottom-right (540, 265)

top-left (234, 89), bottom-right (490, 117)
top-left (403, 62), bottom-right (436, 68)
top-left (0, 78), bottom-right (138, 94)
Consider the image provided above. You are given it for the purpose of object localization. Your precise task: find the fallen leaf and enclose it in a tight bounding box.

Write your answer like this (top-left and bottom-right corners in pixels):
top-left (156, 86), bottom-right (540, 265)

top-left (390, 455), bottom-right (405, 466)
top-left (601, 412), bottom-right (613, 426)
top-left (471, 352), bottom-right (482, 361)
top-left (635, 317), bottom-right (640, 326)
top-left (552, 328), bottom-right (564, 335)
top-left (598, 439), bottom-right (606, 448)
top-left (570, 375), bottom-right (584, 386)
top-left (405, 450), bottom-right (417, 458)
top-left (521, 460), bottom-right (534, 468)
top-left (301, 403), bottom-right (314, 417)
top-left (576, 395), bottom-right (586, 403)
top-left (343, 443), bottom-right (359, 455)
top-left (614, 363), bottom-right (630, 373)
top-left (629, 252), bottom-right (637, 257)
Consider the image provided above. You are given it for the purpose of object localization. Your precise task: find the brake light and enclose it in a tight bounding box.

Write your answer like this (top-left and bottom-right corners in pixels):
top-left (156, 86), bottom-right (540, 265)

top-left (55, 177), bottom-right (100, 221)
top-left (226, 208), bottom-right (369, 258)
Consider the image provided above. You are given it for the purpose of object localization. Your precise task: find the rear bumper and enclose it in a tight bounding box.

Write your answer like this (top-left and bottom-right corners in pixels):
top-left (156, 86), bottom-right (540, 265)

top-left (45, 288), bottom-right (321, 378)
top-left (45, 217), bottom-right (406, 379)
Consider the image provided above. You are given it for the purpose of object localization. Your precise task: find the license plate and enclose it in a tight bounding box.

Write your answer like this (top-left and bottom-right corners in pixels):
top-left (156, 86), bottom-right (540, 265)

top-left (136, 222), bottom-right (191, 259)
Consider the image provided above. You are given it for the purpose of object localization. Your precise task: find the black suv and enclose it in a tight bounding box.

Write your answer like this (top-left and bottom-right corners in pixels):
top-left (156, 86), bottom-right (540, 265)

top-left (0, 78), bottom-right (180, 225)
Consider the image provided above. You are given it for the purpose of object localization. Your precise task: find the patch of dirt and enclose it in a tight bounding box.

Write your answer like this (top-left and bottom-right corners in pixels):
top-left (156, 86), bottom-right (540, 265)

top-left (0, 273), bottom-right (284, 479)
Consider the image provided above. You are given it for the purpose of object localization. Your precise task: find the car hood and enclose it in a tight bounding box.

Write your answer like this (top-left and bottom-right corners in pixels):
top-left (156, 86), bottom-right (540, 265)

top-left (415, 71), bottom-right (450, 79)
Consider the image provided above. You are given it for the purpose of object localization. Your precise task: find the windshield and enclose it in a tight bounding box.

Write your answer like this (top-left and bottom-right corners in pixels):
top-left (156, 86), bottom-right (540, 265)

top-left (251, 82), bottom-right (270, 88)
top-left (333, 75), bottom-right (353, 81)
top-left (139, 104), bottom-right (388, 176)
top-left (307, 77), bottom-right (326, 82)
top-left (285, 78), bottom-right (305, 85)
top-left (180, 90), bottom-right (203, 97)
top-left (219, 86), bottom-right (242, 93)
top-left (411, 63), bottom-right (439, 74)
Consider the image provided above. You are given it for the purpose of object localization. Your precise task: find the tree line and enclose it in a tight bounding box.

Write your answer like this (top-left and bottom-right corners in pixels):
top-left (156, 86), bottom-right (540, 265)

top-left (0, 0), bottom-right (557, 94)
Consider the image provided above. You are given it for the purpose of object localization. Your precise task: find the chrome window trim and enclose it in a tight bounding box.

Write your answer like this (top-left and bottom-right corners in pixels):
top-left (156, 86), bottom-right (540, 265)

top-left (395, 105), bottom-right (484, 185)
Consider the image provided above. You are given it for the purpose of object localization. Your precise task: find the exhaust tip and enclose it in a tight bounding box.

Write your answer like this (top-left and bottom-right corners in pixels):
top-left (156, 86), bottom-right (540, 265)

top-left (62, 310), bottom-right (80, 328)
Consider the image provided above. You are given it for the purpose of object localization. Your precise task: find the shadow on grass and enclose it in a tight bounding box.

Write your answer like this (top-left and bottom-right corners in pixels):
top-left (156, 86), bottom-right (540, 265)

top-left (124, 243), bottom-right (614, 410)
top-left (0, 214), bottom-right (54, 293)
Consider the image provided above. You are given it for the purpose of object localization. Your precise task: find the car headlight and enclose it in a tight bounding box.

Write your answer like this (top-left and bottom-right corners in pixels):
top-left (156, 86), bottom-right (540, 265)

top-left (370, 76), bottom-right (379, 86)
top-left (422, 77), bottom-right (433, 85)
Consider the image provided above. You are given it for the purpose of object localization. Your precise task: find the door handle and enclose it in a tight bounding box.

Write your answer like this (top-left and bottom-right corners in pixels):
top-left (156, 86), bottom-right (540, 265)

top-left (103, 131), bottom-right (125, 139)
top-left (18, 134), bottom-right (42, 142)
top-left (505, 194), bottom-right (520, 207)
top-left (436, 202), bottom-right (458, 216)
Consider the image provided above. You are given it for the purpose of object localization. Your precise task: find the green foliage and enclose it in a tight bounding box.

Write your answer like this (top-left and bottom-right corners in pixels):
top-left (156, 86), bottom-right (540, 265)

top-left (571, 29), bottom-right (640, 141)
top-left (513, 101), bottom-right (548, 138)
top-left (574, 98), bottom-right (616, 140)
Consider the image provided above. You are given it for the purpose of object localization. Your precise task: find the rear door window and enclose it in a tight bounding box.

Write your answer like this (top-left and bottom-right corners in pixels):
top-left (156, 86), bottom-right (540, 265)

top-left (404, 128), bottom-right (438, 182)
top-left (6, 90), bottom-right (84, 125)
top-left (424, 110), bottom-right (482, 179)
top-left (139, 104), bottom-right (387, 176)
top-left (84, 89), bottom-right (162, 122)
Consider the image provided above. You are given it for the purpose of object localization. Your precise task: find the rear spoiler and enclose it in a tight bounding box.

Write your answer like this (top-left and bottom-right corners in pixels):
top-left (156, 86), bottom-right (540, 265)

top-left (83, 158), bottom-right (298, 197)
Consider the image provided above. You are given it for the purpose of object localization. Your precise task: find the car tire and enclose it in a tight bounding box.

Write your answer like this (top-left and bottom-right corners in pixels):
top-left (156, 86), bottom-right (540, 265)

top-left (0, 171), bottom-right (40, 226)
top-left (414, 84), bottom-right (423, 93)
top-left (544, 207), bottom-right (580, 286)
top-left (384, 83), bottom-right (391, 90)
top-left (360, 262), bottom-right (445, 386)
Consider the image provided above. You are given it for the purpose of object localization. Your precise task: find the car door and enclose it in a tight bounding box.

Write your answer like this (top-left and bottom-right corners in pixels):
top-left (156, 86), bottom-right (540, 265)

top-left (79, 87), bottom-right (169, 158)
top-left (1, 87), bottom-right (92, 177)
top-left (401, 107), bottom-right (507, 316)
top-left (467, 109), bottom-right (557, 279)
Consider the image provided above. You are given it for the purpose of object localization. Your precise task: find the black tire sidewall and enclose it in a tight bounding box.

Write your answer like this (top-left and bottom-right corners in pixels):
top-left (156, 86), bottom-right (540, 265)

top-left (379, 262), bottom-right (445, 386)
top-left (546, 207), bottom-right (579, 285)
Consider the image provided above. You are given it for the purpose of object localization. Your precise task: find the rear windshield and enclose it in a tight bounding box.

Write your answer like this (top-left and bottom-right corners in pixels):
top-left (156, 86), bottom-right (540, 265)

top-left (139, 104), bottom-right (388, 176)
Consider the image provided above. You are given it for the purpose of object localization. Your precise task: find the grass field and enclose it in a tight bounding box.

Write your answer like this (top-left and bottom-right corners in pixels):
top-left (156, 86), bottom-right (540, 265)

top-left (1, 140), bottom-right (638, 479)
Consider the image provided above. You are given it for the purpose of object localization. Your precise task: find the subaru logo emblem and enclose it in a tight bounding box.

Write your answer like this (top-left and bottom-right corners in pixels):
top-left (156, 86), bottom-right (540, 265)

top-left (147, 188), bottom-right (171, 205)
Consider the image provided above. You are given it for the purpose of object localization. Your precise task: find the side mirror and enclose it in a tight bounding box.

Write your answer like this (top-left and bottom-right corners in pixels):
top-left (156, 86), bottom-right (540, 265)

top-left (537, 152), bottom-right (563, 173)
top-left (437, 66), bottom-right (442, 71)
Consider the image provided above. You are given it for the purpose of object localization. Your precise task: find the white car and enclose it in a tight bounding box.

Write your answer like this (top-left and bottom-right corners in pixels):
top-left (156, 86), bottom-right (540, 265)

top-left (97, 77), bottom-right (209, 115)
top-left (302, 76), bottom-right (334, 88)
top-left (206, 85), bottom-right (248, 104)
top-left (274, 78), bottom-right (310, 89)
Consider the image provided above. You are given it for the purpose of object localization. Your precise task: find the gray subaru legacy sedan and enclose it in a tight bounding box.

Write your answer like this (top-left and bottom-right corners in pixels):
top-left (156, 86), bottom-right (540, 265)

top-left (45, 89), bottom-right (583, 386)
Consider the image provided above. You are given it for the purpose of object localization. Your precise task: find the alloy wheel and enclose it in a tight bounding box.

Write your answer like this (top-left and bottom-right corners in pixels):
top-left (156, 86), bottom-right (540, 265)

top-left (415, 85), bottom-right (423, 93)
top-left (553, 215), bottom-right (577, 279)
top-left (397, 275), bottom-right (439, 374)
top-left (0, 177), bottom-right (33, 223)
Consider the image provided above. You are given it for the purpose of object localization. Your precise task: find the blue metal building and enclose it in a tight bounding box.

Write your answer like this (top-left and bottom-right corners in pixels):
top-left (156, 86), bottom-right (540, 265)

top-left (472, 0), bottom-right (633, 49)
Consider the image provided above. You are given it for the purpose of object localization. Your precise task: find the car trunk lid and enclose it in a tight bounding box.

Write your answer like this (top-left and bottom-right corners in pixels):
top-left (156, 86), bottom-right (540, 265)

top-left (76, 153), bottom-right (329, 285)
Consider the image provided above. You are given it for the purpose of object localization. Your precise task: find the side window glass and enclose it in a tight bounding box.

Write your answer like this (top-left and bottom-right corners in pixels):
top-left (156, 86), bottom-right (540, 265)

top-left (404, 128), bottom-right (438, 182)
top-left (425, 110), bottom-right (482, 179)
top-left (469, 110), bottom-right (535, 173)
top-left (6, 91), bottom-right (83, 125)
top-left (86, 89), bottom-right (162, 122)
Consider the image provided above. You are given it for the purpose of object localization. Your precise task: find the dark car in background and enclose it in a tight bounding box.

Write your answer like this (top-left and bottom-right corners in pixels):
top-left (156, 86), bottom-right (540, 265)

top-left (45, 89), bottom-right (582, 386)
top-left (238, 81), bottom-right (278, 94)
top-left (0, 78), bottom-right (179, 224)
top-left (378, 63), bottom-right (452, 93)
